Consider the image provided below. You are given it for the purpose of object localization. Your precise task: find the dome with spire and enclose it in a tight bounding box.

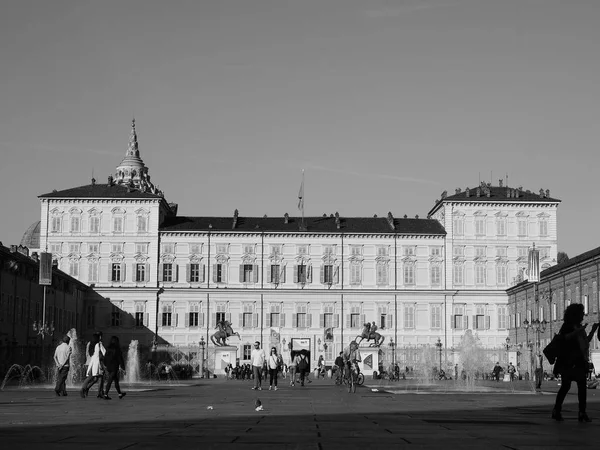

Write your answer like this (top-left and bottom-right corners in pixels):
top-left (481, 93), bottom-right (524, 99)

top-left (20, 220), bottom-right (41, 254)
top-left (113, 119), bottom-right (163, 196)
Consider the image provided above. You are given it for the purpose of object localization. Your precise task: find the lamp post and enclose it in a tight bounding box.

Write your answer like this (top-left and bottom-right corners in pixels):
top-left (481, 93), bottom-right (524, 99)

top-left (505, 337), bottom-right (511, 364)
top-left (532, 318), bottom-right (547, 389)
top-left (435, 338), bottom-right (443, 376)
top-left (388, 338), bottom-right (396, 367)
top-left (199, 336), bottom-right (206, 378)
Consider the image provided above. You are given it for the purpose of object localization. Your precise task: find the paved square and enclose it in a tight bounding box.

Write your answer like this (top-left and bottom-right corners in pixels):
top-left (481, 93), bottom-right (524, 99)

top-left (1, 378), bottom-right (598, 449)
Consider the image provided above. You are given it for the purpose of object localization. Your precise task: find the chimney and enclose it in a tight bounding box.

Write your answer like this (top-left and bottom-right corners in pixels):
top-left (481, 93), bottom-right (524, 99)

top-left (17, 245), bottom-right (29, 257)
top-left (546, 189), bottom-right (550, 198)
top-left (476, 187), bottom-right (481, 197)
top-left (441, 190), bottom-right (447, 199)
top-left (499, 179), bottom-right (503, 187)
top-left (386, 212), bottom-right (395, 230)
top-left (335, 212), bottom-right (340, 229)
top-left (91, 177), bottom-right (96, 186)
top-left (108, 175), bottom-right (114, 186)
top-left (403, 214), bottom-right (408, 219)
top-left (539, 189), bottom-right (545, 198)
top-left (284, 213), bottom-right (289, 224)
top-left (455, 188), bottom-right (462, 195)
top-left (486, 187), bottom-right (491, 198)
top-left (465, 188), bottom-right (470, 197)
top-left (232, 209), bottom-right (239, 229)
top-left (415, 214), bottom-right (419, 219)
top-left (10, 245), bottom-right (17, 253)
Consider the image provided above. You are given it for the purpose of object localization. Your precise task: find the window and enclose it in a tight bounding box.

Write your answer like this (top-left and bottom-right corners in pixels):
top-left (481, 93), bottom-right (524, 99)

top-left (88, 259), bottom-right (99, 283)
top-left (552, 303), bottom-right (557, 321)
top-left (51, 215), bottom-right (62, 233)
top-left (453, 305), bottom-right (464, 329)
top-left (137, 215), bottom-right (148, 232)
top-left (111, 263), bottom-right (122, 282)
top-left (243, 245), bottom-right (255, 255)
top-left (377, 246), bottom-right (389, 257)
top-left (453, 215), bottom-right (464, 236)
top-left (295, 304), bottom-right (308, 328)
top-left (323, 245), bottom-right (334, 256)
top-left (475, 246), bottom-right (486, 258)
top-left (322, 265), bottom-right (334, 284)
top-left (135, 263), bottom-right (146, 282)
top-left (350, 246), bottom-right (362, 256)
top-left (430, 265), bottom-right (441, 285)
top-left (162, 263), bottom-right (174, 282)
top-left (242, 312), bottom-right (253, 327)
top-left (113, 216), bottom-right (123, 233)
top-left (69, 243), bottom-right (80, 254)
top-left (475, 217), bottom-right (485, 236)
top-left (475, 305), bottom-right (487, 330)
top-left (135, 303), bottom-right (145, 327)
top-left (378, 306), bottom-right (388, 329)
top-left (453, 264), bottom-right (464, 285)
top-left (162, 243), bottom-right (175, 254)
top-left (189, 263), bottom-right (201, 283)
top-left (539, 218), bottom-right (548, 237)
top-left (349, 305), bottom-right (361, 328)
top-left (269, 264), bottom-right (280, 284)
top-left (584, 295), bottom-right (589, 315)
top-left (475, 265), bottom-right (486, 285)
top-left (430, 247), bottom-right (441, 257)
top-left (453, 246), bottom-right (464, 257)
top-left (214, 263), bottom-right (226, 283)
top-left (403, 264), bottom-right (415, 285)
top-left (216, 311), bottom-right (226, 323)
top-left (243, 344), bottom-right (252, 360)
top-left (496, 247), bottom-right (507, 258)
top-left (50, 243), bottom-right (62, 254)
top-left (88, 243), bottom-right (100, 254)
top-left (69, 259), bottom-right (79, 277)
top-left (517, 247), bottom-right (528, 259)
top-left (297, 245), bottom-right (308, 256)
top-left (70, 215), bottom-right (81, 233)
top-left (111, 243), bottom-right (123, 253)
top-left (269, 303), bottom-right (282, 327)
top-left (403, 246), bottom-right (415, 256)
top-left (89, 215), bottom-right (100, 233)
top-left (377, 262), bottom-right (389, 286)
top-left (216, 244), bottom-right (228, 254)
top-left (323, 311), bottom-right (334, 328)
top-left (111, 304), bottom-right (121, 327)
top-left (241, 264), bottom-right (257, 283)
top-left (189, 303), bottom-right (200, 327)
top-left (161, 304), bottom-right (172, 326)
top-left (295, 264), bottom-right (310, 283)
top-left (431, 304), bottom-right (442, 328)
top-left (496, 218), bottom-right (506, 236)
top-left (404, 304), bottom-right (415, 329)
top-left (350, 263), bottom-right (361, 285)
top-left (135, 243), bottom-right (148, 254)
top-left (518, 218), bottom-right (528, 237)
top-left (190, 244), bottom-right (201, 255)
top-left (496, 265), bottom-right (507, 285)
top-left (270, 245), bottom-right (281, 256)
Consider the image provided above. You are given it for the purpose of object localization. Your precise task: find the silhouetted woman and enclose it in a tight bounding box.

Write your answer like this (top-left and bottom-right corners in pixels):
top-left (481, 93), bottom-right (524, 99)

top-left (80, 332), bottom-right (106, 398)
top-left (552, 303), bottom-right (599, 422)
top-left (103, 336), bottom-right (126, 400)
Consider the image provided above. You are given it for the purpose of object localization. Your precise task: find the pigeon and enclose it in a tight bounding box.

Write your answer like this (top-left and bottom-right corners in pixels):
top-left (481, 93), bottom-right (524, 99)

top-left (254, 398), bottom-right (263, 411)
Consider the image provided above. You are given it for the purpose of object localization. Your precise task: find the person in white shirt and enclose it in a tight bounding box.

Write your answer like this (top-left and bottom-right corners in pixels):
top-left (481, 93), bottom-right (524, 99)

top-left (53, 335), bottom-right (72, 396)
top-left (251, 341), bottom-right (266, 390)
top-left (268, 347), bottom-right (283, 390)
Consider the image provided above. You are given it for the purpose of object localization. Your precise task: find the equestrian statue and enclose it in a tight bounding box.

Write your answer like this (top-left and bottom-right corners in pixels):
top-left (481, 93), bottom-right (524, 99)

top-left (356, 321), bottom-right (385, 347)
top-left (210, 320), bottom-right (240, 346)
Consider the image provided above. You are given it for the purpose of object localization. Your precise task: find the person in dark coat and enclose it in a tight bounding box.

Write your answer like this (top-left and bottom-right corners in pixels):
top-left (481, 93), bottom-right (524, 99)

top-left (103, 336), bottom-right (127, 400)
top-left (552, 303), bottom-right (598, 422)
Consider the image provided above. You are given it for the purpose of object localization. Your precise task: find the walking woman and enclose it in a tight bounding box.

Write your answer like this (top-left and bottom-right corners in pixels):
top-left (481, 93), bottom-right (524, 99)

top-left (80, 332), bottom-right (106, 398)
top-left (268, 347), bottom-right (282, 390)
top-left (552, 303), bottom-right (599, 422)
top-left (103, 336), bottom-right (127, 400)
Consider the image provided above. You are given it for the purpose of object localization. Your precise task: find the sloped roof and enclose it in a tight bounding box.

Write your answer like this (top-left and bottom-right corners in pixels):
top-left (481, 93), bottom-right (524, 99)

top-left (541, 246), bottom-right (600, 278)
top-left (39, 183), bottom-right (164, 199)
top-left (160, 215), bottom-right (446, 235)
top-left (428, 185), bottom-right (561, 216)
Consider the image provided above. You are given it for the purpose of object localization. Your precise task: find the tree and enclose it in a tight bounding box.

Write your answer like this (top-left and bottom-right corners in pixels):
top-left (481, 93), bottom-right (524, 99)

top-left (557, 251), bottom-right (569, 265)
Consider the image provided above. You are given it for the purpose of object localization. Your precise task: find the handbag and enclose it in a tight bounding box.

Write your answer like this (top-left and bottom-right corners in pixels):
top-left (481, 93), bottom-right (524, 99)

top-left (543, 333), bottom-right (564, 365)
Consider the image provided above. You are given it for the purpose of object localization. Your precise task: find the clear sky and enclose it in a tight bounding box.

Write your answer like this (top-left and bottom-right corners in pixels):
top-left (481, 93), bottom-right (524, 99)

top-left (1, 0), bottom-right (598, 257)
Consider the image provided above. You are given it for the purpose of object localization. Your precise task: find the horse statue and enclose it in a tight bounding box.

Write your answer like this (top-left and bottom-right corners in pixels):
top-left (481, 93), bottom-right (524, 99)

top-left (210, 320), bottom-right (240, 346)
top-left (356, 322), bottom-right (385, 347)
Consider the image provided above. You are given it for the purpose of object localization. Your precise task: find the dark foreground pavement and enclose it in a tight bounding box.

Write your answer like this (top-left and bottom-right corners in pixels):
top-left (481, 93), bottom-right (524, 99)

top-left (1, 377), bottom-right (599, 449)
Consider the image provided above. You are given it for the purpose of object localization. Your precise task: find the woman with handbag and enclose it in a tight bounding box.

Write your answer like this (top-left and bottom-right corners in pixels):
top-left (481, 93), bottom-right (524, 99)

top-left (552, 303), bottom-right (599, 422)
top-left (80, 332), bottom-right (106, 398)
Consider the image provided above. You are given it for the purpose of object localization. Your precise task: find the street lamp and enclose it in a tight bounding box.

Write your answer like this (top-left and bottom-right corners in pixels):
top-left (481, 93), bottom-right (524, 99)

top-left (199, 336), bottom-right (206, 378)
top-left (505, 337), bottom-right (511, 363)
top-left (435, 338), bottom-right (443, 375)
top-left (531, 319), bottom-right (547, 389)
top-left (388, 338), bottom-right (397, 367)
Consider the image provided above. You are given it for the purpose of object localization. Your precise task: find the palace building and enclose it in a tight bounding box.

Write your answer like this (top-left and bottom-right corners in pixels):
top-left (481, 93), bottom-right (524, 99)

top-left (27, 120), bottom-right (561, 372)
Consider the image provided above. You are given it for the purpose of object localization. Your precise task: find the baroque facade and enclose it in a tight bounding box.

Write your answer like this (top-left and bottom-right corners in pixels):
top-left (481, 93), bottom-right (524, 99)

top-left (34, 120), bottom-right (560, 369)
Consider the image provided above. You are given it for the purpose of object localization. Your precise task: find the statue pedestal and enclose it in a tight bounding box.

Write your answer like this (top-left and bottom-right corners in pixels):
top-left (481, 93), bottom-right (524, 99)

top-left (212, 346), bottom-right (238, 376)
top-left (358, 346), bottom-right (379, 377)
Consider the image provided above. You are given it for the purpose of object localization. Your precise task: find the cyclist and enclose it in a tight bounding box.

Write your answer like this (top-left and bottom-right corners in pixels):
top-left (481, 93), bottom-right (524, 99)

top-left (342, 340), bottom-right (362, 382)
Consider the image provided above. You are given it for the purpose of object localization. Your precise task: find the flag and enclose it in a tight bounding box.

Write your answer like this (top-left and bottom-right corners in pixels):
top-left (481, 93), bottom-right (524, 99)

top-left (297, 170), bottom-right (304, 211)
top-left (528, 245), bottom-right (540, 283)
top-left (39, 252), bottom-right (52, 286)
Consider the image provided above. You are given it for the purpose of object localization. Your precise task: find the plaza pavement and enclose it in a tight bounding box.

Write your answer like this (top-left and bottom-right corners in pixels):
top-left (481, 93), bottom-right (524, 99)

top-left (0, 376), bottom-right (599, 450)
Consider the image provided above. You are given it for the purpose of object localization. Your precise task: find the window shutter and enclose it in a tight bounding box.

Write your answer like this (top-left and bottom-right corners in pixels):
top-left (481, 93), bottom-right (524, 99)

top-left (223, 265), bottom-right (228, 283)
top-left (108, 265), bottom-right (112, 282)
top-left (212, 264), bottom-right (217, 283)
top-left (185, 313), bottom-right (189, 327)
top-left (292, 313), bottom-right (297, 327)
top-left (465, 316), bottom-right (469, 330)
top-left (199, 313), bottom-right (204, 327)
top-left (175, 264), bottom-right (179, 282)
top-left (307, 266), bottom-right (312, 283)
top-left (361, 314), bottom-right (366, 325)
top-left (319, 314), bottom-right (325, 328)
top-left (239, 313), bottom-right (244, 327)
top-left (334, 266), bottom-right (339, 284)
top-left (145, 264), bottom-right (150, 282)
top-left (280, 265), bottom-right (286, 283)
top-left (239, 265), bottom-right (244, 283)
top-left (253, 313), bottom-right (259, 328)
top-left (320, 266), bottom-right (325, 284)
top-left (280, 313), bottom-right (285, 327)
top-left (225, 312), bottom-right (231, 322)
top-left (485, 315), bottom-right (490, 330)
top-left (388, 314), bottom-right (393, 329)
top-left (175, 313), bottom-right (180, 327)
top-left (266, 313), bottom-right (271, 327)
top-left (122, 263), bottom-right (126, 281)
top-left (293, 265), bottom-right (298, 283)
top-left (131, 264), bottom-right (136, 281)
top-left (253, 265), bottom-right (259, 283)
top-left (211, 313), bottom-right (217, 327)
top-left (307, 314), bottom-right (312, 327)
top-left (334, 314), bottom-right (339, 327)
top-left (158, 264), bottom-right (164, 282)
top-left (346, 314), bottom-right (351, 328)
top-left (266, 266), bottom-right (272, 283)
top-left (450, 315), bottom-right (456, 329)
top-left (186, 264), bottom-right (191, 282)
top-left (472, 315), bottom-right (477, 330)
top-left (200, 264), bottom-right (205, 283)
top-left (145, 313), bottom-right (149, 328)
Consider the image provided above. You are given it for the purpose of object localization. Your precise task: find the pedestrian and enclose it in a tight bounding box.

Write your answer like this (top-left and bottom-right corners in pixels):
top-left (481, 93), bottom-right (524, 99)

top-left (268, 347), bottom-right (282, 390)
top-left (492, 362), bottom-right (503, 382)
top-left (53, 335), bottom-right (72, 396)
top-left (295, 349), bottom-right (310, 386)
top-left (80, 332), bottom-right (106, 398)
top-left (103, 336), bottom-right (126, 400)
top-left (552, 303), bottom-right (599, 422)
top-left (288, 355), bottom-right (297, 386)
top-left (334, 351), bottom-right (344, 383)
top-left (317, 355), bottom-right (325, 378)
top-left (250, 341), bottom-right (266, 390)
top-left (507, 362), bottom-right (516, 381)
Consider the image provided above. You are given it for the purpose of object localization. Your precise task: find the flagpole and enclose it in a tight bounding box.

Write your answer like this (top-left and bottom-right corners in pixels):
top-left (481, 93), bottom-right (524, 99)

top-left (301, 170), bottom-right (305, 228)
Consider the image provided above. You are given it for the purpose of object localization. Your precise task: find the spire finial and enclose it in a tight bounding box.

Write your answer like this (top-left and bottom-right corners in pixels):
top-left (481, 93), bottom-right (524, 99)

top-left (128, 117), bottom-right (139, 157)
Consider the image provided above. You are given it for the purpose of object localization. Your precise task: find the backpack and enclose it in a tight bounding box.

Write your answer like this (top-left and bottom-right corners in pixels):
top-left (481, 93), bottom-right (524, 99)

top-left (297, 355), bottom-right (308, 370)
